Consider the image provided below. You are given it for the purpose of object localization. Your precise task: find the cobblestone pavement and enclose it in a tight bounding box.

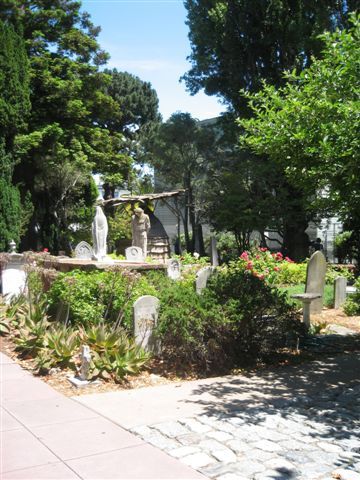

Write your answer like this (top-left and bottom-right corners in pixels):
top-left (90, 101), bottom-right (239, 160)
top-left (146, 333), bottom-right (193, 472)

top-left (131, 379), bottom-right (360, 480)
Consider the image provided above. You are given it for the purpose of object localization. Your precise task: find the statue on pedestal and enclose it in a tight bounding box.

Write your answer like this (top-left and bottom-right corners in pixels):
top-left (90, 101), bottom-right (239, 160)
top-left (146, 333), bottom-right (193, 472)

top-left (92, 206), bottom-right (108, 261)
top-left (131, 208), bottom-right (151, 258)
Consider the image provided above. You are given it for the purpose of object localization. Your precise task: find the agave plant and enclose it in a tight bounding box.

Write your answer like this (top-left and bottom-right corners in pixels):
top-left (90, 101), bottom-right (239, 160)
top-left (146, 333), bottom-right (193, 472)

top-left (92, 344), bottom-right (150, 382)
top-left (81, 323), bottom-right (127, 354)
top-left (15, 316), bottom-right (50, 356)
top-left (0, 304), bottom-right (10, 335)
top-left (44, 326), bottom-right (80, 367)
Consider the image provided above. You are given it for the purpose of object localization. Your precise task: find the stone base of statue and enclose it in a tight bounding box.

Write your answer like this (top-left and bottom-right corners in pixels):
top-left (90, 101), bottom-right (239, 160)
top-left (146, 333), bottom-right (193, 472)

top-left (67, 375), bottom-right (101, 389)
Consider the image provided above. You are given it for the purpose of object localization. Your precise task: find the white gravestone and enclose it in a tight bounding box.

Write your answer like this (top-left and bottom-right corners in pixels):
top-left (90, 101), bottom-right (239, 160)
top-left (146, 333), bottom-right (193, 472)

top-left (125, 246), bottom-right (144, 262)
top-left (133, 295), bottom-right (159, 352)
top-left (167, 258), bottom-right (181, 280)
top-left (1, 253), bottom-right (26, 303)
top-left (305, 251), bottom-right (327, 313)
top-left (74, 241), bottom-right (94, 260)
top-left (196, 266), bottom-right (215, 294)
top-left (92, 206), bottom-right (108, 261)
top-left (334, 276), bottom-right (347, 309)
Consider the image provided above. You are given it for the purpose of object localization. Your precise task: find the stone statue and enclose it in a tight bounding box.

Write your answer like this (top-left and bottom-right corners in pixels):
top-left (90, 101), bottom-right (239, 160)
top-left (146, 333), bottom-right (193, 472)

top-left (79, 345), bottom-right (91, 381)
top-left (131, 207), bottom-right (151, 258)
top-left (92, 206), bottom-right (108, 261)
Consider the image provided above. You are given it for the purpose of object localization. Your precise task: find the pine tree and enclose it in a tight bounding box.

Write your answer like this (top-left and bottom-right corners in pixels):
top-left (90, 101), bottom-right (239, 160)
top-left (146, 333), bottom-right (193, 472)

top-left (0, 20), bottom-right (30, 251)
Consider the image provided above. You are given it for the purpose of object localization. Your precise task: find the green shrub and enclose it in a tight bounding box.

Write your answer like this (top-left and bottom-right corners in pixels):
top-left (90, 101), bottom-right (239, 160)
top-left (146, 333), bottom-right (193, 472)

top-left (205, 266), bottom-right (303, 362)
top-left (325, 264), bottom-right (355, 284)
top-left (277, 262), bottom-right (307, 285)
top-left (343, 277), bottom-right (360, 316)
top-left (215, 231), bottom-right (239, 263)
top-left (155, 280), bottom-right (212, 365)
top-left (153, 265), bottom-right (303, 369)
top-left (47, 269), bottom-right (157, 329)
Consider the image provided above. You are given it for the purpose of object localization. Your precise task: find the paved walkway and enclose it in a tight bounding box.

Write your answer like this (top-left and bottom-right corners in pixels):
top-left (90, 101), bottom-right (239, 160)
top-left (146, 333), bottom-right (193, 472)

top-left (76, 353), bottom-right (360, 480)
top-left (2, 350), bottom-right (360, 479)
top-left (0, 352), bottom-right (204, 479)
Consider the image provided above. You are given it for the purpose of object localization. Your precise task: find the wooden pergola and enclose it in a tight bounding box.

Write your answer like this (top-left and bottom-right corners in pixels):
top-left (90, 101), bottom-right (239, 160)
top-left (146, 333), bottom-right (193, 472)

top-left (100, 190), bottom-right (185, 208)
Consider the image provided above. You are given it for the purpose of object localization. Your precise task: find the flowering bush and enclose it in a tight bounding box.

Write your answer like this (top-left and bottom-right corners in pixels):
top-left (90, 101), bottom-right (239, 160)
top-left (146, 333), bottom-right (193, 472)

top-left (234, 248), bottom-right (297, 285)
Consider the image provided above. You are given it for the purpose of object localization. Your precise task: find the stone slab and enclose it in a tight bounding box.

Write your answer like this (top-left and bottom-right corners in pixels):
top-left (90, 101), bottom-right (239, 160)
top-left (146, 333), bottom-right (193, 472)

top-left (1, 427), bottom-right (58, 474)
top-left (66, 443), bottom-right (206, 479)
top-left (2, 462), bottom-right (81, 479)
top-left (31, 417), bottom-right (144, 460)
top-left (4, 396), bottom-right (97, 428)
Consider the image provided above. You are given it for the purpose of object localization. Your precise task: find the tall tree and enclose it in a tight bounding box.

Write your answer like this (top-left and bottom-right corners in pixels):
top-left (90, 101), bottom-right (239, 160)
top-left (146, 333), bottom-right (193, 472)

top-left (183, 0), bottom-right (356, 110)
top-left (0, 1), bottom-right (130, 252)
top-left (99, 69), bottom-right (161, 199)
top-left (147, 112), bottom-right (217, 254)
top-left (0, 20), bottom-right (30, 250)
top-left (239, 14), bottom-right (360, 261)
top-left (183, 0), bottom-right (356, 259)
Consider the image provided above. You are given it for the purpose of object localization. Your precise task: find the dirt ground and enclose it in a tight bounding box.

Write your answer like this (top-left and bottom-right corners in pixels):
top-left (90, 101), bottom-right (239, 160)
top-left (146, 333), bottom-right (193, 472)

top-left (1, 308), bottom-right (359, 398)
top-left (312, 308), bottom-right (360, 333)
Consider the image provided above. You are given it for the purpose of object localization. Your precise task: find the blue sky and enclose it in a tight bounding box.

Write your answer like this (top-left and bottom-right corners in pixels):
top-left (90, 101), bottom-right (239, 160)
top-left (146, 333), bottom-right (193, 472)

top-left (81, 0), bottom-right (224, 121)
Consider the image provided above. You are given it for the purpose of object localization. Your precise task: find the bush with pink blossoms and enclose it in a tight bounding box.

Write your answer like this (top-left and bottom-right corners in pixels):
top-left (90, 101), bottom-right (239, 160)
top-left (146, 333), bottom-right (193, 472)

top-left (235, 248), bottom-right (300, 285)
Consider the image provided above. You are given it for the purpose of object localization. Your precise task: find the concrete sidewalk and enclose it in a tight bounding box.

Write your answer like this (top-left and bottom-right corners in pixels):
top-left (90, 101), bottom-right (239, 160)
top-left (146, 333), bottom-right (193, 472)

top-left (75, 354), bottom-right (360, 480)
top-left (0, 352), bottom-right (205, 479)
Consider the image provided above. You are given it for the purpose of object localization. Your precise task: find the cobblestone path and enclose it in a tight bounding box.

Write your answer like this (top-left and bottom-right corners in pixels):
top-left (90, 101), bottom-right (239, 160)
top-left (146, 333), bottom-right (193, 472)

top-left (131, 380), bottom-right (360, 480)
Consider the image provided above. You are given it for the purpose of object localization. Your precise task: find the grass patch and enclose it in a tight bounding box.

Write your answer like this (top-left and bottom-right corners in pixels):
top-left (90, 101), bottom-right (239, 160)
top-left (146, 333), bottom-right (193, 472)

top-left (279, 284), bottom-right (334, 308)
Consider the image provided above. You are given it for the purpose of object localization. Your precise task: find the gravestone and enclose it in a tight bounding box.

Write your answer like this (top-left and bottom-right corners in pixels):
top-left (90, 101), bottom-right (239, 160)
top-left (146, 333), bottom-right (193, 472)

top-left (196, 266), bottom-right (215, 294)
top-left (125, 246), bottom-right (144, 262)
top-left (334, 276), bottom-right (347, 309)
top-left (305, 251), bottom-right (327, 313)
top-left (210, 236), bottom-right (219, 267)
top-left (74, 241), bottom-right (93, 260)
top-left (167, 258), bottom-right (181, 280)
top-left (133, 295), bottom-right (159, 352)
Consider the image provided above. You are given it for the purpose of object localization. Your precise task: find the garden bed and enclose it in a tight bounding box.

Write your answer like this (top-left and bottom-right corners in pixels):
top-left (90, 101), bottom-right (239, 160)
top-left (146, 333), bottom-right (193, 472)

top-left (2, 307), bottom-right (359, 398)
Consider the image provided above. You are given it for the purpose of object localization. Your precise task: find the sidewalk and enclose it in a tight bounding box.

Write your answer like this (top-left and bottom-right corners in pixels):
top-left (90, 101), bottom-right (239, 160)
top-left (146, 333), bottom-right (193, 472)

top-left (0, 352), bottom-right (205, 479)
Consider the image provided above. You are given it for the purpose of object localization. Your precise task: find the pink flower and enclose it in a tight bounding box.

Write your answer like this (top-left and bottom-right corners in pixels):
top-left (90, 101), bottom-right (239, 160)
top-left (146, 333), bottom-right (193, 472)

top-left (43, 248), bottom-right (49, 252)
top-left (285, 256), bottom-right (294, 263)
top-left (276, 252), bottom-right (283, 259)
top-left (260, 247), bottom-right (268, 252)
top-left (255, 254), bottom-right (260, 259)
top-left (240, 251), bottom-right (249, 260)
top-left (274, 266), bottom-right (280, 271)
top-left (246, 261), bottom-right (253, 270)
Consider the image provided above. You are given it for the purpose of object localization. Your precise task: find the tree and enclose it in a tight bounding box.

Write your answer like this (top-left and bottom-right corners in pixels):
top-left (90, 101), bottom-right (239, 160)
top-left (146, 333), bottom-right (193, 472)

top-left (183, 0), bottom-right (357, 110)
top-left (0, 1), bottom-right (130, 253)
top-left (183, 0), bottom-right (356, 259)
top-left (203, 146), bottom-right (313, 257)
top-left (99, 69), bottom-right (161, 199)
top-left (147, 112), bottom-right (217, 254)
top-left (239, 14), bottom-right (360, 260)
top-left (0, 20), bottom-right (30, 250)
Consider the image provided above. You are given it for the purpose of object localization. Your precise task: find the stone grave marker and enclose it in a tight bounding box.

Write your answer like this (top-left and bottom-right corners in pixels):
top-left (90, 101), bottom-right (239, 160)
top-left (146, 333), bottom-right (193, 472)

top-left (334, 276), bottom-right (347, 309)
top-left (74, 241), bottom-right (93, 260)
top-left (196, 266), bottom-right (215, 294)
top-left (167, 258), bottom-right (181, 280)
top-left (210, 236), bottom-right (219, 267)
top-left (305, 251), bottom-right (327, 313)
top-left (133, 295), bottom-right (160, 352)
top-left (125, 246), bottom-right (144, 262)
